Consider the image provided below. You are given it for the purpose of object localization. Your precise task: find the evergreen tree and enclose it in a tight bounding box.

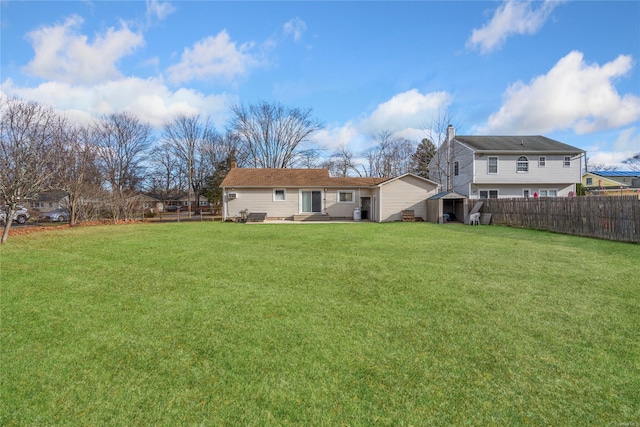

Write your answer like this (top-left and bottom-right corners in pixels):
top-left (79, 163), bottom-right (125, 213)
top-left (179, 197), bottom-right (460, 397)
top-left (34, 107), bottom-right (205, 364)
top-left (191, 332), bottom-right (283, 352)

top-left (410, 138), bottom-right (436, 178)
top-left (204, 155), bottom-right (235, 212)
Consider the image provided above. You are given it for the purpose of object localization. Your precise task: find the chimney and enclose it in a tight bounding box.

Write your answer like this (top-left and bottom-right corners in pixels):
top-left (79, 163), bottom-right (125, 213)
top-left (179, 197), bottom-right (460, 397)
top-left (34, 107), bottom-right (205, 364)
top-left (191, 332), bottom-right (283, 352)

top-left (230, 160), bottom-right (237, 169)
top-left (446, 125), bottom-right (455, 143)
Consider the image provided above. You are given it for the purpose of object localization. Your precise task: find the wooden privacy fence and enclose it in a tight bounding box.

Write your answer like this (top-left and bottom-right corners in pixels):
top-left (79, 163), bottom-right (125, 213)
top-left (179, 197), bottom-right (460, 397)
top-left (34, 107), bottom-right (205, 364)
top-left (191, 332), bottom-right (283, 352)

top-left (480, 196), bottom-right (640, 243)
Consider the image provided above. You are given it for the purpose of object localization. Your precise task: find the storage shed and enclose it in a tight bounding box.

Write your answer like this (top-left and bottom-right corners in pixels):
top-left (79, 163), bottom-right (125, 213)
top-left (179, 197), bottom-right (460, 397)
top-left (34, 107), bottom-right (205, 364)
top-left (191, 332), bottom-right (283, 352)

top-left (426, 191), bottom-right (468, 223)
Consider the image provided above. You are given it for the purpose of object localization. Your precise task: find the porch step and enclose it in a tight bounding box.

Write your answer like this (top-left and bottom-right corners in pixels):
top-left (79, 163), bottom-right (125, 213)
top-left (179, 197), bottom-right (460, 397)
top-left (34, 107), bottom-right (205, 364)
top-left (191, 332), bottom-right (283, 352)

top-left (293, 214), bottom-right (331, 222)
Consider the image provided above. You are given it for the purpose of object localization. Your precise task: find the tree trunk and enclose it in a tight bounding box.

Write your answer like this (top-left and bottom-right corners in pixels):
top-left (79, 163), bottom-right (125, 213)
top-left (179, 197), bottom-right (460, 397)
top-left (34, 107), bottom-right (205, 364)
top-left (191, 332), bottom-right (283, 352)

top-left (1, 207), bottom-right (15, 244)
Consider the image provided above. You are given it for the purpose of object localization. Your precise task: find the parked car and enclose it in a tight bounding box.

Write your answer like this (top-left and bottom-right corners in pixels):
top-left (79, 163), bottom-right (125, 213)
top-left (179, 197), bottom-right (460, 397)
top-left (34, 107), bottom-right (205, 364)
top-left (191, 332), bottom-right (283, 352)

top-left (39, 208), bottom-right (70, 222)
top-left (0, 206), bottom-right (30, 224)
top-left (165, 205), bottom-right (184, 212)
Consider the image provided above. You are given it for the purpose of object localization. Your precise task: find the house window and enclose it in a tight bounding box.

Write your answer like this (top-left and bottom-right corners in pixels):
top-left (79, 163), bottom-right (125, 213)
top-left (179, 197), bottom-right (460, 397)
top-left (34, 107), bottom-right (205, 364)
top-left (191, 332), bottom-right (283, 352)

top-left (454, 161), bottom-right (459, 176)
top-left (539, 189), bottom-right (558, 197)
top-left (523, 189), bottom-right (530, 198)
top-left (564, 156), bottom-right (571, 167)
top-left (488, 157), bottom-right (498, 174)
top-left (586, 177), bottom-right (593, 186)
top-left (539, 156), bottom-right (546, 167)
top-left (479, 190), bottom-right (498, 199)
top-left (274, 189), bottom-right (286, 201)
top-left (338, 191), bottom-right (354, 203)
top-left (517, 156), bottom-right (529, 172)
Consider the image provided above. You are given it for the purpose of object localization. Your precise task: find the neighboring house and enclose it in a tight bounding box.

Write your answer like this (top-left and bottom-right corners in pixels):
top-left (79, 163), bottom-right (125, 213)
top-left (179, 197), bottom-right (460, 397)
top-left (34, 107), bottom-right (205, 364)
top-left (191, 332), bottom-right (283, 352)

top-left (220, 165), bottom-right (439, 222)
top-left (135, 194), bottom-right (161, 212)
top-left (429, 126), bottom-right (585, 199)
top-left (582, 171), bottom-right (640, 196)
top-left (165, 193), bottom-right (211, 212)
top-left (26, 191), bottom-right (69, 213)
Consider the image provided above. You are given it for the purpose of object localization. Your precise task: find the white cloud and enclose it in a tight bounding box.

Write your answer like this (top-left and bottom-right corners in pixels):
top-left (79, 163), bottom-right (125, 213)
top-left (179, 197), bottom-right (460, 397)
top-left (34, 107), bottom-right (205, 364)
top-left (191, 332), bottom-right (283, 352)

top-left (1, 77), bottom-right (234, 128)
top-left (467, 0), bottom-right (561, 54)
top-left (483, 51), bottom-right (640, 135)
top-left (166, 31), bottom-right (260, 84)
top-left (312, 122), bottom-right (364, 153)
top-left (24, 15), bottom-right (144, 85)
top-left (146, 0), bottom-right (175, 22)
top-left (310, 89), bottom-right (452, 155)
top-left (283, 17), bottom-right (307, 42)
top-left (359, 89), bottom-right (452, 134)
top-left (584, 127), bottom-right (640, 169)
top-left (611, 126), bottom-right (640, 153)
top-left (587, 151), bottom-right (637, 170)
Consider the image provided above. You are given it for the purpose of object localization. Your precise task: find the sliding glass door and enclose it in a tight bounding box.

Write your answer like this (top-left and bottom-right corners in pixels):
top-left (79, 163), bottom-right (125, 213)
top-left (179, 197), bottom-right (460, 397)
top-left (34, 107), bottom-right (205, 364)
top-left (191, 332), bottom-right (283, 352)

top-left (301, 191), bottom-right (322, 213)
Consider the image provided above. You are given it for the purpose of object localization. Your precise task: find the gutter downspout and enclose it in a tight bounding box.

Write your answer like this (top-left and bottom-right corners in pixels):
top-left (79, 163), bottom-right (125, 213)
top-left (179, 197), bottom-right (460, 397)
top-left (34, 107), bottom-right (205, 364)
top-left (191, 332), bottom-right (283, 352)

top-left (222, 187), bottom-right (227, 221)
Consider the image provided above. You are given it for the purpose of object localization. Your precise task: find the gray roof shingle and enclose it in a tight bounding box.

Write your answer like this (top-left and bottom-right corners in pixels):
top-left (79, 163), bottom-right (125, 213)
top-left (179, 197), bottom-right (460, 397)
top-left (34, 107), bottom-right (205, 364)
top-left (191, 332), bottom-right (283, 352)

top-left (455, 136), bottom-right (584, 153)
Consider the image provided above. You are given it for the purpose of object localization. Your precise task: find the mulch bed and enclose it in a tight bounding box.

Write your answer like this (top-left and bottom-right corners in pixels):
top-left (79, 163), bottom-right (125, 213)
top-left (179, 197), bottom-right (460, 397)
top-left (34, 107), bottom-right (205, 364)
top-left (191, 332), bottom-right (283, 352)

top-left (7, 220), bottom-right (141, 237)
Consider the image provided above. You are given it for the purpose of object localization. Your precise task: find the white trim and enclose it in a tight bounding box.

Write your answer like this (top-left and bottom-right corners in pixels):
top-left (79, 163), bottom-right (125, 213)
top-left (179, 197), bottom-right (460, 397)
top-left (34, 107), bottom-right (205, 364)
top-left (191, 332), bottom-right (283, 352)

top-left (273, 188), bottom-right (286, 201)
top-left (516, 156), bottom-right (529, 173)
top-left (479, 189), bottom-right (499, 199)
top-left (337, 190), bottom-right (355, 203)
top-left (538, 156), bottom-right (546, 167)
top-left (376, 172), bottom-right (439, 187)
top-left (488, 156), bottom-right (498, 174)
top-left (299, 189), bottom-right (323, 213)
top-left (538, 189), bottom-right (558, 197)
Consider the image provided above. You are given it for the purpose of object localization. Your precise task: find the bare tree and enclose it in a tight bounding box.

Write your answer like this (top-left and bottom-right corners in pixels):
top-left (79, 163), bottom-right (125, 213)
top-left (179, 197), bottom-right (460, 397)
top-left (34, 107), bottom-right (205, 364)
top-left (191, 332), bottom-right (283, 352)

top-left (622, 153), bottom-right (639, 172)
top-left (426, 110), bottom-right (463, 191)
top-left (162, 114), bottom-right (228, 214)
top-left (230, 101), bottom-right (323, 168)
top-left (0, 96), bottom-right (66, 244)
top-left (54, 124), bottom-right (103, 226)
top-left (366, 130), bottom-right (416, 177)
top-left (323, 145), bottom-right (363, 177)
top-left (584, 156), bottom-right (618, 173)
top-left (149, 141), bottom-right (182, 217)
top-left (94, 112), bottom-right (152, 222)
top-left (163, 114), bottom-right (204, 215)
top-left (295, 148), bottom-right (324, 169)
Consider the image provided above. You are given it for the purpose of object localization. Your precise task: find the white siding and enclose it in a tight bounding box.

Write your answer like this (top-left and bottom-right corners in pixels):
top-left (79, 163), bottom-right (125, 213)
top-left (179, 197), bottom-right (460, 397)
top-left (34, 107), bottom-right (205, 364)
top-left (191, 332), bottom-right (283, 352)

top-left (450, 144), bottom-right (475, 197)
top-left (225, 188), bottom-right (300, 219)
top-left (324, 188), bottom-right (374, 218)
top-left (224, 187), bottom-right (378, 219)
top-left (469, 183), bottom-right (576, 199)
top-left (473, 154), bottom-right (581, 184)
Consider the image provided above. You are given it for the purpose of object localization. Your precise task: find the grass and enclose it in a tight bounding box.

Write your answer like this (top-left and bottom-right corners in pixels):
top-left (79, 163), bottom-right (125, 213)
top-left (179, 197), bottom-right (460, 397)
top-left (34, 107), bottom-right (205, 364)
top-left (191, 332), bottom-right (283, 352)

top-left (1, 222), bottom-right (638, 426)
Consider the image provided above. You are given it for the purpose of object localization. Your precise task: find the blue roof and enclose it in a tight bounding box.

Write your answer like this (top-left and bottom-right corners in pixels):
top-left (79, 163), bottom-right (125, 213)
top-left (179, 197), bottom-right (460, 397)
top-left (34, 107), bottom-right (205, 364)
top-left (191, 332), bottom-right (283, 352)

top-left (590, 171), bottom-right (640, 177)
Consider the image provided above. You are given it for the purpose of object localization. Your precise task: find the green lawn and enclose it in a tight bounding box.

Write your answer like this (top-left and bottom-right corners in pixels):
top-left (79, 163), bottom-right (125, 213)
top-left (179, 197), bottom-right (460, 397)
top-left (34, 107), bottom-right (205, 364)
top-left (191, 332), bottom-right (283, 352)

top-left (1, 222), bottom-right (638, 426)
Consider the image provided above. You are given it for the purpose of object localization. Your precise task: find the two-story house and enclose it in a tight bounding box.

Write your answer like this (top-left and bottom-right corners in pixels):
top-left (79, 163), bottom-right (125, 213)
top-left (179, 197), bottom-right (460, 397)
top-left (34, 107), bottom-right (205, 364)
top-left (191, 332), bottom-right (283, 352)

top-left (429, 126), bottom-right (585, 199)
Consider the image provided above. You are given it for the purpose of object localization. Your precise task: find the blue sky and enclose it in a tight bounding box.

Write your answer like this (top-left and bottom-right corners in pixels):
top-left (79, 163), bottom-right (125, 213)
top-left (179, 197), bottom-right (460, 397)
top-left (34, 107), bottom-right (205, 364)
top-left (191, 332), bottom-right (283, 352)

top-left (2, 0), bottom-right (639, 167)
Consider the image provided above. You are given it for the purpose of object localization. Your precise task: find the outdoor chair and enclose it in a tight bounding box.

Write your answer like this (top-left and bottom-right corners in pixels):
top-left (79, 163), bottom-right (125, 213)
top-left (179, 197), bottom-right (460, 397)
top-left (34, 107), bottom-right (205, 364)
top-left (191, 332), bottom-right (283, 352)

top-left (469, 212), bottom-right (480, 226)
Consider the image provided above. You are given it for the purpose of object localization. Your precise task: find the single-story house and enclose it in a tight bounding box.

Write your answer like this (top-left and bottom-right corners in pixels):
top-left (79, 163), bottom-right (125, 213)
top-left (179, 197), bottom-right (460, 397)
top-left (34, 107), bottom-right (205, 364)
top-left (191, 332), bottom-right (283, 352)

top-left (25, 190), bottom-right (68, 213)
top-left (582, 171), bottom-right (640, 196)
top-left (220, 165), bottom-right (439, 222)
